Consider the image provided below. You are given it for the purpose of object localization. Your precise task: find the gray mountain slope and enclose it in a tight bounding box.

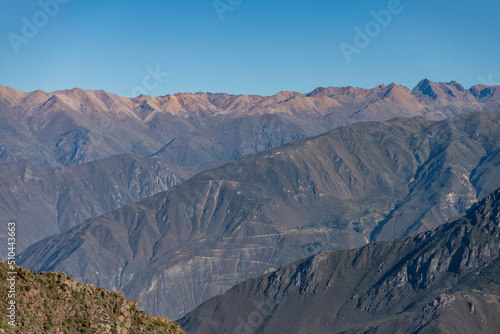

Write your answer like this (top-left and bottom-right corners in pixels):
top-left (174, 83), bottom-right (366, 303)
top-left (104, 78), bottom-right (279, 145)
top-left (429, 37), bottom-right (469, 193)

top-left (180, 187), bottom-right (500, 334)
top-left (0, 154), bottom-right (196, 254)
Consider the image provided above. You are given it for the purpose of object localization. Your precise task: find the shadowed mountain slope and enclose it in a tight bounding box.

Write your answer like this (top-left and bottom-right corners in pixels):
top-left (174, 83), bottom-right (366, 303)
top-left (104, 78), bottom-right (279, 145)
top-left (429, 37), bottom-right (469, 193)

top-left (0, 154), bottom-right (197, 254)
top-left (18, 110), bottom-right (500, 319)
top-left (179, 187), bottom-right (500, 334)
top-left (1, 80), bottom-right (499, 169)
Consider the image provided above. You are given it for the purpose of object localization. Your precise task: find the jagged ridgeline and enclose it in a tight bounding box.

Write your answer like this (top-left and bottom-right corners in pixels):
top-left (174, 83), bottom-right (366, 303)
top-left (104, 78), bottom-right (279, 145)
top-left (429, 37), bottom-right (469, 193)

top-left (180, 188), bottom-right (500, 334)
top-left (0, 263), bottom-right (185, 334)
top-left (0, 80), bottom-right (499, 169)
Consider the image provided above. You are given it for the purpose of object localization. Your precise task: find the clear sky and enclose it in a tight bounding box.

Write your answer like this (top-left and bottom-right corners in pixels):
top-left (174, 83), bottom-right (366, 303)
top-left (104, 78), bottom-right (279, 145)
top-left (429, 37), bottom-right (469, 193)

top-left (1, 0), bottom-right (499, 97)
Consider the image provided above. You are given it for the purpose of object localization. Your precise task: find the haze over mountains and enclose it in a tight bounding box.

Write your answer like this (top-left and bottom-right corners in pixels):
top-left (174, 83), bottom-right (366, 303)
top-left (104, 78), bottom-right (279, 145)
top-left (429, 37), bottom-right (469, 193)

top-left (18, 110), bottom-right (500, 319)
top-left (180, 186), bottom-right (500, 334)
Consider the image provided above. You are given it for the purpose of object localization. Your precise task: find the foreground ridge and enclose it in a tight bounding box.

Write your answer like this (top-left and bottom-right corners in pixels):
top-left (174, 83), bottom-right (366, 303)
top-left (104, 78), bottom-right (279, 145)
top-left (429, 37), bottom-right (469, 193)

top-left (0, 263), bottom-right (185, 334)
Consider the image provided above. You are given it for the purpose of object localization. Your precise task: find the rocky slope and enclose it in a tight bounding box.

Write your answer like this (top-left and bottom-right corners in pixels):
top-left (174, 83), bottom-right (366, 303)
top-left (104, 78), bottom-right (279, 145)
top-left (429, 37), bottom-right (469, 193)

top-left (0, 262), bottom-right (185, 334)
top-left (18, 110), bottom-right (500, 319)
top-left (0, 154), bottom-right (197, 254)
top-left (180, 187), bottom-right (500, 334)
top-left (1, 80), bottom-right (499, 169)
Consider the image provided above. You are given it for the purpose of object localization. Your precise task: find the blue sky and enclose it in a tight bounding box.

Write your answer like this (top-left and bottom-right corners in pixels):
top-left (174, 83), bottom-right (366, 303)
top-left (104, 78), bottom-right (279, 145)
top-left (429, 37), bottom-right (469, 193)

top-left (1, 0), bottom-right (499, 96)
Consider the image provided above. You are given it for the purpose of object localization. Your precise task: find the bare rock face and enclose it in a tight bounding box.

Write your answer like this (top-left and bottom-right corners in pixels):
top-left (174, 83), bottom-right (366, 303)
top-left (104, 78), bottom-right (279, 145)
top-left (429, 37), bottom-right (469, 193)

top-left (0, 262), bottom-right (185, 334)
top-left (18, 110), bottom-right (500, 320)
top-left (179, 187), bottom-right (500, 334)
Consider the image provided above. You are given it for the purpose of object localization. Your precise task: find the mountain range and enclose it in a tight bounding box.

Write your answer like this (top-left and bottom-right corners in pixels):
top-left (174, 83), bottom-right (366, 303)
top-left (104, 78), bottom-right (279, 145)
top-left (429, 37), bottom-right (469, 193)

top-left (1, 79), bottom-right (500, 253)
top-left (179, 186), bottom-right (500, 333)
top-left (18, 109), bottom-right (500, 319)
top-left (1, 79), bottom-right (499, 170)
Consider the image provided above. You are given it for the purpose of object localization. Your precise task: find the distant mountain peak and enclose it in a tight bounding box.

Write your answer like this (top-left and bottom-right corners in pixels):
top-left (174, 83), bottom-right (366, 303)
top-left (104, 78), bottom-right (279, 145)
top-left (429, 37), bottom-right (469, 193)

top-left (415, 78), bottom-right (439, 99)
top-left (272, 90), bottom-right (300, 102)
top-left (307, 86), bottom-right (325, 94)
top-left (449, 80), bottom-right (465, 91)
top-left (417, 78), bottom-right (434, 86)
top-left (470, 85), bottom-right (498, 98)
